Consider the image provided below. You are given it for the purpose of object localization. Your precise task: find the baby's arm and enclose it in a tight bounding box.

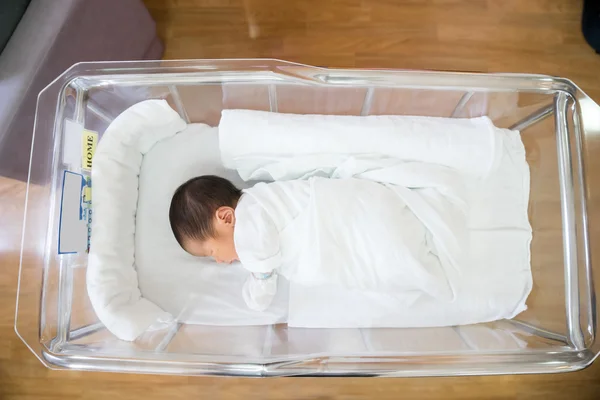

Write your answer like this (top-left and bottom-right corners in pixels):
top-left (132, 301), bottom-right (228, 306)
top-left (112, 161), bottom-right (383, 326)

top-left (235, 195), bottom-right (281, 311)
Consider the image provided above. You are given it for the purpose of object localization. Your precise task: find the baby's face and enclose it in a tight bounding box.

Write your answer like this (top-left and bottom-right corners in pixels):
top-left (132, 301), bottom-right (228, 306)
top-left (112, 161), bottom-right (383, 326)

top-left (183, 206), bottom-right (239, 264)
top-left (185, 234), bottom-right (238, 264)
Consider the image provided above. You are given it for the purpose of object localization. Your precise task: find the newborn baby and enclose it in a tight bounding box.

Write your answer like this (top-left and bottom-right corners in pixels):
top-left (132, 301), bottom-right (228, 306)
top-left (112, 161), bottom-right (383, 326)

top-left (170, 175), bottom-right (453, 311)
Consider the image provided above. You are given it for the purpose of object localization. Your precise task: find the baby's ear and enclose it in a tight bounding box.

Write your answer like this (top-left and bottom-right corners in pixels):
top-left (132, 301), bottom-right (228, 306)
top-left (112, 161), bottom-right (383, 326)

top-left (216, 206), bottom-right (235, 224)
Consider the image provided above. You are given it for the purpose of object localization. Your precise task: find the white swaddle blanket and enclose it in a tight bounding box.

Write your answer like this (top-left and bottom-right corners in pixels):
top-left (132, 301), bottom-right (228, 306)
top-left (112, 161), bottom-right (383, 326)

top-left (220, 109), bottom-right (532, 327)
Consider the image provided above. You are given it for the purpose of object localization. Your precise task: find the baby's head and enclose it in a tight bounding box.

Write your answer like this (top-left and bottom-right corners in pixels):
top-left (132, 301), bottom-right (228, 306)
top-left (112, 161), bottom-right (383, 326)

top-left (169, 175), bottom-right (242, 263)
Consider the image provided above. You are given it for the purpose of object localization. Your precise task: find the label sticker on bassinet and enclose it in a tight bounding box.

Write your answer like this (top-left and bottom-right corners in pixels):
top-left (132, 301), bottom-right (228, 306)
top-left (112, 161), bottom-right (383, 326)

top-left (58, 171), bottom-right (89, 254)
top-left (63, 120), bottom-right (83, 168)
top-left (81, 130), bottom-right (98, 170)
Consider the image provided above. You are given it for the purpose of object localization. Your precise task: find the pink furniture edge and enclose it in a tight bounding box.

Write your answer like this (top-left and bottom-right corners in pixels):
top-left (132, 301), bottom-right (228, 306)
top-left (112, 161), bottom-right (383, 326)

top-left (0, 0), bottom-right (163, 181)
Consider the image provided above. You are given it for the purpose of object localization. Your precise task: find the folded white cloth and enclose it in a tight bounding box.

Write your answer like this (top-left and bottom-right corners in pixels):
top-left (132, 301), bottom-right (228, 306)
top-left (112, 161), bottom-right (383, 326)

top-left (220, 109), bottom-right (503, 180)
top-left (219, 109), bottom-right (532, 328)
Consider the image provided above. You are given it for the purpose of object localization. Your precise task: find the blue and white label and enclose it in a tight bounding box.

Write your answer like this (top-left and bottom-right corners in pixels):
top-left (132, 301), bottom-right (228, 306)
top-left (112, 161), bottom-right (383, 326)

top-left (58, 171), bottom-right (92, 254)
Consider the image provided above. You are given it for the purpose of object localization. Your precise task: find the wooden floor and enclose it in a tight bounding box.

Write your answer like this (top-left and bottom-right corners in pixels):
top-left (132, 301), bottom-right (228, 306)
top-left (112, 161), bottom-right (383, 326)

top-left (2, 0), bottom-right (600, 398)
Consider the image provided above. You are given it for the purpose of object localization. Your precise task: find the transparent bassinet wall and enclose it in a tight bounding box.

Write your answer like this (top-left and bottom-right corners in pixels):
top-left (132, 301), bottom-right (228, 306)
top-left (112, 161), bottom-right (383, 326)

top-left (16, 60), bottom-right (600, 376)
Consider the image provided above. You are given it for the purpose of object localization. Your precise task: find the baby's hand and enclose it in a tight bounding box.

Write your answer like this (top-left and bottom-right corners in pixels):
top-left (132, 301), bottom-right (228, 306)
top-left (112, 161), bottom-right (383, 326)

top-left (242, 272), bottom-right (277, 311)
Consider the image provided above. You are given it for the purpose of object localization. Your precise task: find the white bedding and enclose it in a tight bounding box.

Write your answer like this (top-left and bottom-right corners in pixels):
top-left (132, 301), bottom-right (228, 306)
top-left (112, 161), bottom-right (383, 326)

top-left (88, 100), bottom-right (185, 341)
top-left (220, 109), bottom-right (533, 328)
top-left (89, 100), bottom-right (532, 341)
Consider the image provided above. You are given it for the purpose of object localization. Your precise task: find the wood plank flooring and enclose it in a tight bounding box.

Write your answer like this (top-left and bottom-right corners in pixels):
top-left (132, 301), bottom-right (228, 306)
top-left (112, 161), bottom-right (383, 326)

top-left (2, 0), bottom-right (600, 398)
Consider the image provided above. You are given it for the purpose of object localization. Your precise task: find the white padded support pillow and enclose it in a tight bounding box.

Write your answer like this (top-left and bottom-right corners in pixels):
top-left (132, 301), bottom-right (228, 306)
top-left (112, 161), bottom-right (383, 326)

top-left (88, 100), bottom-right (187, 340)
top-left (88, 100), bottom-right (289, 341)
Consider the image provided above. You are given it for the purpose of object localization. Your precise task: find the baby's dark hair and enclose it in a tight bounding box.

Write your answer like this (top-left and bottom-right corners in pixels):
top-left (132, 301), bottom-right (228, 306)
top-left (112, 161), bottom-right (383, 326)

top-left (169, 175), bottom-right (242, 247)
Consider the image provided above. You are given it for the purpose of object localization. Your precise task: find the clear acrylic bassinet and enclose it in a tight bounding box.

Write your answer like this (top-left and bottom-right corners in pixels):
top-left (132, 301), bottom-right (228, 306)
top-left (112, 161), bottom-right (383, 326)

top-left (15, 59), bottom-right (600, 376)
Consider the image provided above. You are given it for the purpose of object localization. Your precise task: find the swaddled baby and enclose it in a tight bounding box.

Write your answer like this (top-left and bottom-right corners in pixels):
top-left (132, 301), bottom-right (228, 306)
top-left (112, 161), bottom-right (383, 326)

top-left (170, 175), bottom-right (454, 311)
